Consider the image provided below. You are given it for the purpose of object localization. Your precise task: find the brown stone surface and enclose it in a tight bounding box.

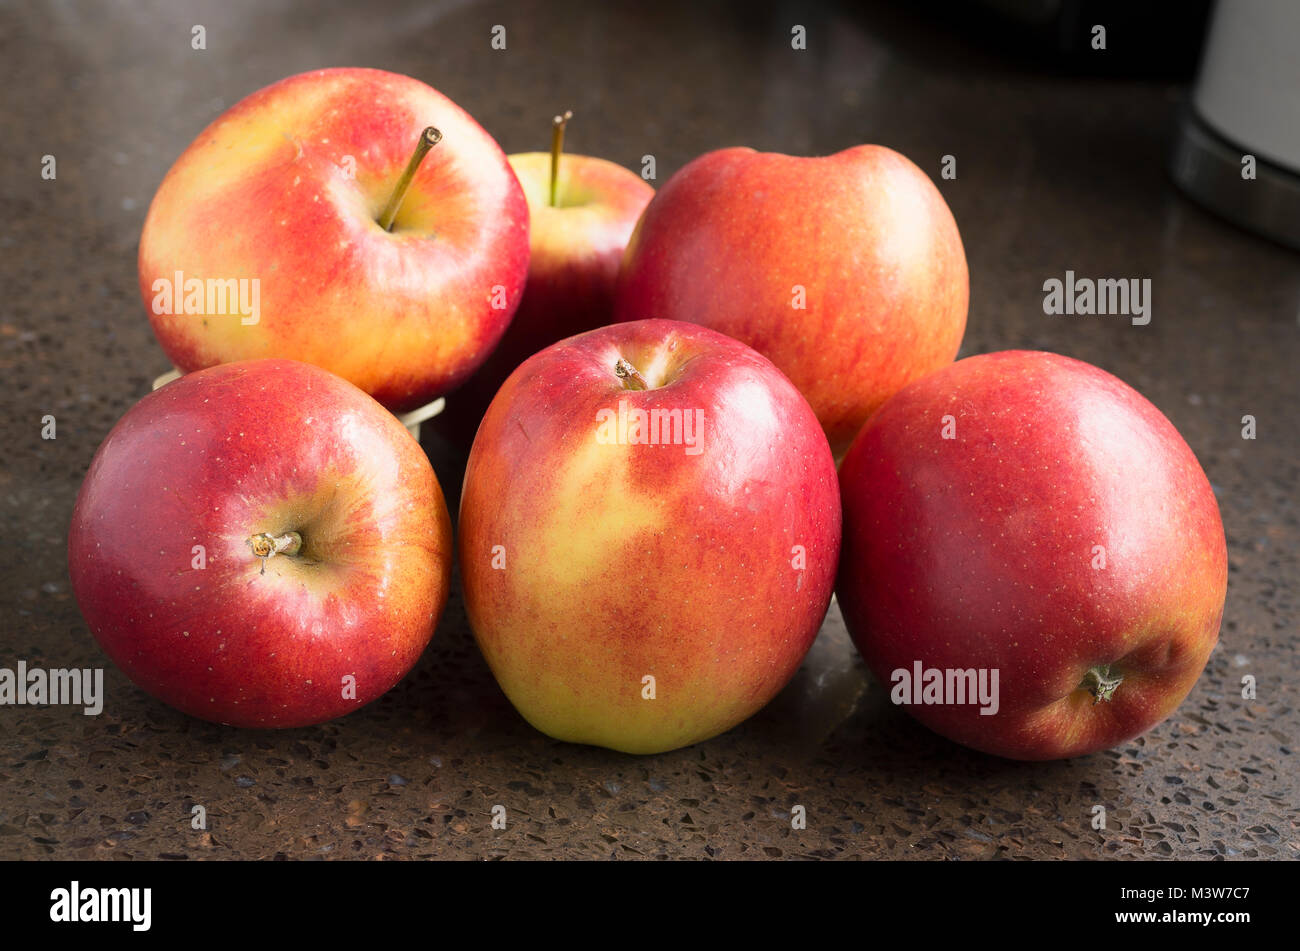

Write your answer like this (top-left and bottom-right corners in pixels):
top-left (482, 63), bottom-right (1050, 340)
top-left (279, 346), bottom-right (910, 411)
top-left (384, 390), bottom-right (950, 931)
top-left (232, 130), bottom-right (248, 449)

top-left (0, 0), bottom-right (1295, 860)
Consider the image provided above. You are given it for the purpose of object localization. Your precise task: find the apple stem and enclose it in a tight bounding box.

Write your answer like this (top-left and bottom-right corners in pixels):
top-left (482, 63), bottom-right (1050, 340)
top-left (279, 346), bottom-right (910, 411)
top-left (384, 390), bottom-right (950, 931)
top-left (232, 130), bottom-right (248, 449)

top-left (614, 358), bottom-right (649, 391)
top-left (377, 126), bottom-right (442, 232)
top-left (1080, 665), bottom-right (1123, 704)
top-left (248, 531), bottom-right (303, 575)
top-left (549, 110), bottom-right (572, 208)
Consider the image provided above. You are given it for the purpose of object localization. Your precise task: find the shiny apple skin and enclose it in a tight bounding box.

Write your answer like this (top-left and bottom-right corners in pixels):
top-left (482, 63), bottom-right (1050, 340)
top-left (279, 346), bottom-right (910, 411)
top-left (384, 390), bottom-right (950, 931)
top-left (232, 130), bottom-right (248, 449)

top-left (614, 145), bottom-right (968, 457)
top-left (437, 151), bottom-right (653, 447)
top-left (836, 350), bottom-right (1228, 760)
top-left (139, 67), bottom-right (529, 412)
top-left (459, 319), bottom-right (841, 754)
top-left (67, 359), bottom-right (453, 728)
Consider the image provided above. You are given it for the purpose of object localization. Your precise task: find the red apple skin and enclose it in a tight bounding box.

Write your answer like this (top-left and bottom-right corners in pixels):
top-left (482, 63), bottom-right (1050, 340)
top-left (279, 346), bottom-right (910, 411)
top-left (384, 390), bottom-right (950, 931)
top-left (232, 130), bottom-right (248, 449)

top-left (614, 145), bottom-right (968, 457)
top-left (459, 319), bottom-right (841, 754)
top-left (139, 68), bottom-right (529, 413)
top-left (67, 359), bottom-right (453, 728)
top-left (836, 350), bottom-right (1228, 760)
top-left (436, 151), bottom-right (653, 447)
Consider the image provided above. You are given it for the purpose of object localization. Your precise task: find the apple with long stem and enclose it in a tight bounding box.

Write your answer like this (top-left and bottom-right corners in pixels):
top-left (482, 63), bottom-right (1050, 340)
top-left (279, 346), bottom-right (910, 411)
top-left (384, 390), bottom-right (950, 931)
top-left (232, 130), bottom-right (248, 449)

top-left (436, 110), bottom-right (654, 447)
top-left (139, 67), bottom-right (529, 413)
top-left (67, 359), bottom-right (454, 728)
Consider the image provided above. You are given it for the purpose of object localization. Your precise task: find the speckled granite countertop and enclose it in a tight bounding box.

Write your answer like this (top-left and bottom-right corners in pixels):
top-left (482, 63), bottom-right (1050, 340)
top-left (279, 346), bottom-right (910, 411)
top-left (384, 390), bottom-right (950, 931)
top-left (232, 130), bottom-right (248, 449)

top-left (1, 0), bottom-right (1295, 860)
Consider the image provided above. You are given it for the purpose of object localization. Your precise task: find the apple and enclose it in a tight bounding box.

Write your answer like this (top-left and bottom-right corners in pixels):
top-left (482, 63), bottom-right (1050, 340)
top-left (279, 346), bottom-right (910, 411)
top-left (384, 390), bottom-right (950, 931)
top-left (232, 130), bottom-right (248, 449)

top-left (139, 67), bottom-right (529, 413)
top-left (458, 318), bottom-right (841, 754)
top-left (436, 112), bottom-right (654, 447)
top-left (836, 350), bottom-right (1228, 760)
top-left (614, 145), bottom-right (968, 457)
top-left (67, 359), bottom-right (453, 728)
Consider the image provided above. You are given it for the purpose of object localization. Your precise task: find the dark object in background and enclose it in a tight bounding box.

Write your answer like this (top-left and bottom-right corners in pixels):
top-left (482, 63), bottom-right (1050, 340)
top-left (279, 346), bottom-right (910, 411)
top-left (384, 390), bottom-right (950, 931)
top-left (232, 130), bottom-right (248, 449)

top-left (1170, 0), bottom-right (1300, 252)
top-left (960, 0), bottom-right (1212, 76)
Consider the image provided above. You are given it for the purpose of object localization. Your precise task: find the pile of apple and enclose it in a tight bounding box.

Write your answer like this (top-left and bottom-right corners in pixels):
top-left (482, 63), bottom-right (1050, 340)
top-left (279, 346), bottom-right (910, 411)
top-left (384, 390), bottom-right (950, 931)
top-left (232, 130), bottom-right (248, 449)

top-left (68, 68), bottom-right (1227, 761)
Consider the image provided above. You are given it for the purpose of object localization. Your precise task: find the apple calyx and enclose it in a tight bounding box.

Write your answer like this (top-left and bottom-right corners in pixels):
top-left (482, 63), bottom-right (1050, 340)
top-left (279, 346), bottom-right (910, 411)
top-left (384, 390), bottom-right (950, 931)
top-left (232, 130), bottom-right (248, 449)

top-left (549, 110), bottom-right (573, 207)
top-left (248, 531), bottom-right (303, 575)
top-left (614, 358), bottom-right (649, 391)
top-left (1080, 665), bottom-right (1123, 704)
top-left (377, 126), bottom-right (443, 232)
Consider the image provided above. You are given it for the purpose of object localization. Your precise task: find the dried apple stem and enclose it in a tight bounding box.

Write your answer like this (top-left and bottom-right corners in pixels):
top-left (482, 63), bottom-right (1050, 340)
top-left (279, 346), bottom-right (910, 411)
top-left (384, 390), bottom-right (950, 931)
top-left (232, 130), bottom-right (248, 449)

top-left (248, 531), bottom-right (302, 575)
top-left (550, 110), bottom-right (572, 208)
top-left (378, 126), bottom-right (442, 232)
top-left (614, 358), bottom-right (648, 391)
top-left (1080, 665), bottom-right (1123, 703)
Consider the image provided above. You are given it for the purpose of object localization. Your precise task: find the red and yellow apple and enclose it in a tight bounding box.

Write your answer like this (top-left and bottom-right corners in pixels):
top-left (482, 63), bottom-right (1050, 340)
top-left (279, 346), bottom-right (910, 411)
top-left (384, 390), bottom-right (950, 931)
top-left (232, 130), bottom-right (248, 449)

top-left (437, 118), bottom-right (654, 446)
top-left (459, 319), bottom-right (841, 754)
top-left (836, 350), bottom-right (1228, 760)
top-left (614, 145), bottom-right (968, 456)
top-left (67, 359), bottom-right (453, 728)
top-left (139, 67), bottom-right (529, 412)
